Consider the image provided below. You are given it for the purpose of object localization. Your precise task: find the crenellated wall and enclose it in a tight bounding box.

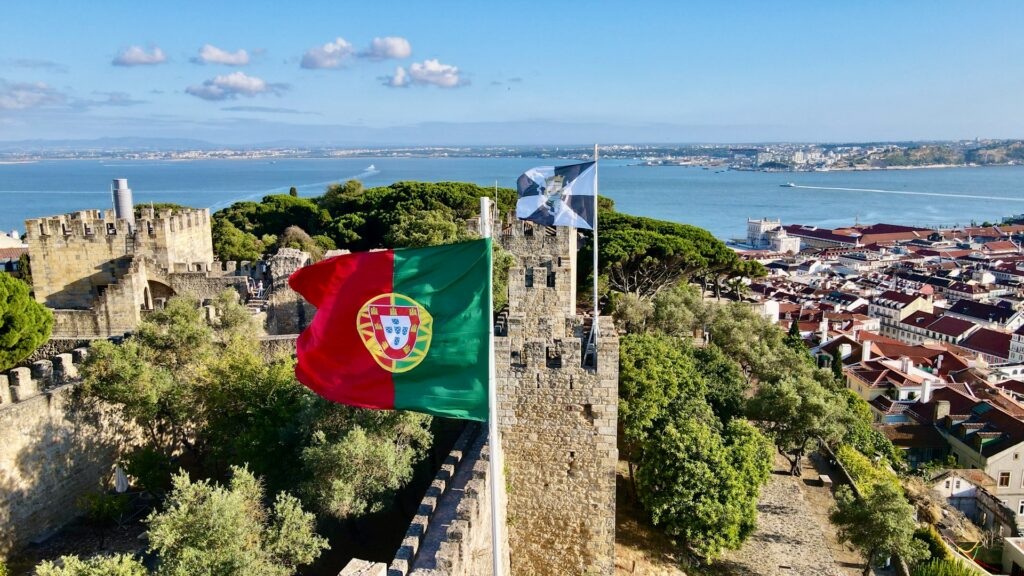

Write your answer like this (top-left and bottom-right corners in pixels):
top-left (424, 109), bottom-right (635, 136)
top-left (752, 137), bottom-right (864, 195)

top-left (0, 347), bottom-right (137, 557)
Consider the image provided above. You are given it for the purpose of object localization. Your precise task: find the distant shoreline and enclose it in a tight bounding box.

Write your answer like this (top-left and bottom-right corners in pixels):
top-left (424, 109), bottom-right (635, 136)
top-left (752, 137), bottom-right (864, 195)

top-left (635, 162), bottom-right (1019, 172)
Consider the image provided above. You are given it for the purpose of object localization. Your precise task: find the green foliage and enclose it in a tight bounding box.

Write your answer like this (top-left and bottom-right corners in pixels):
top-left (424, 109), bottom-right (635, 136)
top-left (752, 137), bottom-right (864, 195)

top-left (146, 466), bottom-right (328, 576)
top-left (831, 483), bottom-right (929, 572)
top-left (747, 374), bottom-right (846, 475)
top-left (840, 390), bottom-right (903, 465)
top-left (300, 406), bottom-right (432, 520)
top-left (910, 558), bottom-right (983, 576)
top-left (592, 210), bottom-right (740, 297)
top-left (77, 490), bottom-right (130, 527)
top-left (211, 290), bottom-right (254, 336)
top-left (276, 225), bottom-right (324, 260)
top-left (914, 525), bottom-right (952, 563)
top-left (385, 206), bottom-right (464, 248)
top-left (693, 344), bottom-right (749, 423)
top-left (0, 272), bottom-right (53, 371)
top-left (211, 218), bottom-right (266, 262)
top-left (835, 444), bottom-right (900, 496)
top-left (124, 446), bottom-right (175, 498)
top-left (36, 554), bottom-right (147, 576)
top-left (831, 347), bottom-right (844, 381)
top-left (635, 406), bottom-right (772, 561)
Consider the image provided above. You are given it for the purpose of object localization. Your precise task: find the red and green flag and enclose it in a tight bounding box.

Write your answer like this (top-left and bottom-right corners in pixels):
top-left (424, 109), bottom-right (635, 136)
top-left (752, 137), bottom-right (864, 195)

top-left (289, 238), bottom-right (491, 421)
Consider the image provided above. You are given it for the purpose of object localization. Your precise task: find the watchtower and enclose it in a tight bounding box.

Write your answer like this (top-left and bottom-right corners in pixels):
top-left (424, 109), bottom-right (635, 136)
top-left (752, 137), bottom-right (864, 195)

top-left (495, 217), bottom-right (618, 575)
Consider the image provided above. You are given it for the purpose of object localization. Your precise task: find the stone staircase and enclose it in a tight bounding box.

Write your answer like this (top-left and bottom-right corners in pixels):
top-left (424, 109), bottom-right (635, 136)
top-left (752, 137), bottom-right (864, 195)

top-left (245, 298), bottom-right (267, 314)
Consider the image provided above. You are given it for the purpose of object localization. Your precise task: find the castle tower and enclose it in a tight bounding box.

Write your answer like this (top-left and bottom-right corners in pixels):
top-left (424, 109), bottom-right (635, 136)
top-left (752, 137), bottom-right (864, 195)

top-left (495, 218), bottom-right (618, 575)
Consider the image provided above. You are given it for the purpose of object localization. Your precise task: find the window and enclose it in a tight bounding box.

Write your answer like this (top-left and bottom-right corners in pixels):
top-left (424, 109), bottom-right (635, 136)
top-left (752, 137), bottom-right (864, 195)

top-left (945, 480), bottom-right (951, 489)
top-left (1000, 472), bottom-right (1012, 487)
top-left (1019, 500), bottom-right (1024, 515)
top-left (955, 480), bottom-right (961, 489)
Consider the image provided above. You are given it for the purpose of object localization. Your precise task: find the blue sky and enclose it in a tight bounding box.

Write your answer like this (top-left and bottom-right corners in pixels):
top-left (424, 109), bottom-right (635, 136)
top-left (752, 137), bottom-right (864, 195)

top-left (1, 1), bottom-right (1023, 145)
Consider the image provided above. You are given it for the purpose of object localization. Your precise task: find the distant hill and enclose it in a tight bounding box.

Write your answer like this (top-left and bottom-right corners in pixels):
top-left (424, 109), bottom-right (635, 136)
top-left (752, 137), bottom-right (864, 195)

top-left (0, 137), bottom-right (218, 152)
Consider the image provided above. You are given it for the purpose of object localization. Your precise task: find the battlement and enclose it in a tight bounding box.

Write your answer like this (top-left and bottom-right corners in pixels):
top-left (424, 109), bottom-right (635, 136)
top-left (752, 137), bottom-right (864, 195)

top-left (0, 347), bottom-right (90, 406)
top-left (25, 207), bottom-right (210, 243)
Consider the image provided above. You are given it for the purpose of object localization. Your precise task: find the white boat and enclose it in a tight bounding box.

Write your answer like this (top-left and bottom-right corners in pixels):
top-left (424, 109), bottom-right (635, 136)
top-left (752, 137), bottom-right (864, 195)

top-left (780, 182), bottom-right (796, 187)
top-left (366, 164), bottom-right (377, 172)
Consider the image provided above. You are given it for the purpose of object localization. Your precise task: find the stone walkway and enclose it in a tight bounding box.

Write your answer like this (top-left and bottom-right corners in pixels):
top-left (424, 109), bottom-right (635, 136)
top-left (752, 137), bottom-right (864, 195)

top-left (716, 453), bottom-right (851, 576)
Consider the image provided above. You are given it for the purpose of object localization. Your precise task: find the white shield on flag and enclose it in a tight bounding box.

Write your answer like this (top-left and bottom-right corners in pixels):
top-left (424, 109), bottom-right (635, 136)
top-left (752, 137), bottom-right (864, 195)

top-left (381, 315), bottom-right (412, 350)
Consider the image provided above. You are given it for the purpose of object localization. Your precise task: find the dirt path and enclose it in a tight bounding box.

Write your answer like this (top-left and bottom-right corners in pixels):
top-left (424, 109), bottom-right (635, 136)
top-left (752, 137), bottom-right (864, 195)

top-left (716, 453), bottom-right (852, 576)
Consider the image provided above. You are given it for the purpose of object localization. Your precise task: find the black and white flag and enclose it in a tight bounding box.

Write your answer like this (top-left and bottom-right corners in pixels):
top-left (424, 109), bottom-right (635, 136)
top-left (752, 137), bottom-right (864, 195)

top-left (516, 161), bottom-right (596, 230)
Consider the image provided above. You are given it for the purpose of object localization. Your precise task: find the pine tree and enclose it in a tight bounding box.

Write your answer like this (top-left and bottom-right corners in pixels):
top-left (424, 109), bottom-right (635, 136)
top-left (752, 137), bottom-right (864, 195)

top-left (0, 273), bottom-right (53, 371)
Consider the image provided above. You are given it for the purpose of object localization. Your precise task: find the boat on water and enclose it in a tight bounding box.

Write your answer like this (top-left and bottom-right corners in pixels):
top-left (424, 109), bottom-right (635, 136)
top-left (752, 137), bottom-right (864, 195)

top-left (366, 164), bottom-right (377, 172)
top-left (780, 182), bottom-right (796, 187)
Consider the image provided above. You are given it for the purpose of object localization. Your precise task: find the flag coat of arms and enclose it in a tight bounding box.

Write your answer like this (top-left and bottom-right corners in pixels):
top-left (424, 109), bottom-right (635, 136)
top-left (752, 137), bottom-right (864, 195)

top-left (289, 238), bottom-right (491, 421)
top-left (516, 161), bottom-right (596, 229)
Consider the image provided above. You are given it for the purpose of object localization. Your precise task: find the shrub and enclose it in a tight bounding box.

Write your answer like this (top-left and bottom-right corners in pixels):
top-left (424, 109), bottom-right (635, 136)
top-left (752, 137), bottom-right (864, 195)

top-left (910, 558), bottom-right (984, 576)
top-left (914, 525), bottom-right (952, 562)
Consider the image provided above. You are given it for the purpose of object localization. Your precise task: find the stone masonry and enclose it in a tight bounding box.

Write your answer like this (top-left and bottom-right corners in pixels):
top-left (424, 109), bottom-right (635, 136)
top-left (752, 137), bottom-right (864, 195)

top-left (24, 206), bottom-right (260, 337)
top-left (0, 348), bottom-right (136, 556)
top-left (495, 218), bottom-right (619, 575)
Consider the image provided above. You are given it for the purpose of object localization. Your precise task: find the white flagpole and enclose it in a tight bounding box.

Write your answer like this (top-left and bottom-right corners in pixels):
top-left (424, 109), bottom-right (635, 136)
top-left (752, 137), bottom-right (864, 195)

top-left (591, 144), bottom-right (600, 359)
top-left (480, 196), bottom-right (504, 576)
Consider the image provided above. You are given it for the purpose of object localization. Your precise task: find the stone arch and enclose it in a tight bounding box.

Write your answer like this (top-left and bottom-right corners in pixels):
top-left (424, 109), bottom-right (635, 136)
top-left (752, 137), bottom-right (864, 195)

top-left (147, 280), bottom-right (175, 309)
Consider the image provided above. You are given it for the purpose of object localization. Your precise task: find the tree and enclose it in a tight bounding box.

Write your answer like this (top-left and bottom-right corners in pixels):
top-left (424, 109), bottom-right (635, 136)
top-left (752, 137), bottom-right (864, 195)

top-left (384, 207), bottom-right (462, 248)
top-left (300, 405), bottom-right (431, 520)
top-left (635, 406), bottom-right (771, 561)
top-left (831, 347), bottom-right (844, 381)
top-left (747, 375), bottom-right (846, 475)
top-left (146, 466), bottom-right (328, 576)
top-left (211, 217), bottom-right (265, 263)
top-left (276, 225), bottom-right (324, 260)
top-left (0, 272), bottom-right (53, 371)
top-left (830, 483), bottom-right (929, 575)
top-left (289, 186), bottom-right (298, 197)
top-left (36, 554), bottom-right (147, 576)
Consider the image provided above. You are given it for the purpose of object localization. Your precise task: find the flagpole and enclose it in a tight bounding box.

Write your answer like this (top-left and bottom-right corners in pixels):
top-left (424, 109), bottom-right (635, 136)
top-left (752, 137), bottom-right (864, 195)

top-left (480, 196), bottom-right (505, 576)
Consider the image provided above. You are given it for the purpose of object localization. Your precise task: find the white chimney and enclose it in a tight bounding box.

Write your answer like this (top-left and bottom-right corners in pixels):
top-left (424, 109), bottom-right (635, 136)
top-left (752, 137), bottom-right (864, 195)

top-left (936, 354), bottom-right (944, 371)
top-left (111, 178), bottom-right (135, 226)
top-left (900, 356), bottom-right (911, 373)
top-left (861, 342), bottom-right (872, 363)
top-left (839, 343), bottom-right (852, 358)
top-left (921, 379), bottom-right (934, 404)
top-left (819, 319), bottom-right (829, 343)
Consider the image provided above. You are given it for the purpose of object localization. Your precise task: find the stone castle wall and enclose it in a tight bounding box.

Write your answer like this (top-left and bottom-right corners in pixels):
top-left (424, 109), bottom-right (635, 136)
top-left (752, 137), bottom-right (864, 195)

top-left (385, 423), bottom-right (509, 576)
top-left (0, 348), bottom-right (135, 556)
top-left (496, 220), bottom-right (618, 576)
top-left (25, 207), bottom-right (213, 309)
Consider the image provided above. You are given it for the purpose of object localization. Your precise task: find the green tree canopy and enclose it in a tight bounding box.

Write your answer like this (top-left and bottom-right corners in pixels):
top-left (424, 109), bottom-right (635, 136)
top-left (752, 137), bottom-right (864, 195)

top-left (146, 466), bottom-right (328, 576)
top-left (830, 483), bottom-right (929, 575)
top-left (0, 272), bottom-right (53, 371)
top-left (36, 554), bottom-right (147, 576)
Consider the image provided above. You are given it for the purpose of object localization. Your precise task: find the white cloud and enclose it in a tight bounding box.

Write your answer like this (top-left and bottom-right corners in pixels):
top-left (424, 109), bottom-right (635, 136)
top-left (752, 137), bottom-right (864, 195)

top-left (360, 37), bottom-right (412, 60)
top-left (300, 38), bottom-right (354, 69)
top-left (381, 66), bottom-right (409, 88)
top-left (112, 46), bottom-right (167, 66)
top-left (186, 72), bottom-right (286, 101)
top-left (193, 44), bottom-right (249, 66)
top-left (384, 59), bottom-right (465, 88)
top-left (0, 79), bottom-right (66, 109)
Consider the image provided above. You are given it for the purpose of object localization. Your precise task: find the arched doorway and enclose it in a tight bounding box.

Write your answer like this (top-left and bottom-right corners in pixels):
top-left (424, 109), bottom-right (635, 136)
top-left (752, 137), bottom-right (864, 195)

top-left (147, 280), bottom-right (175, 309)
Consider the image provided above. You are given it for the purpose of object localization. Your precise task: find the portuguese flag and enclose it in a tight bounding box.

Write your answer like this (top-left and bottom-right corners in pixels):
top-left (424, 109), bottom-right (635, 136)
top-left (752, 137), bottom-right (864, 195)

top-left (289, 238), bottom-right (491, 421)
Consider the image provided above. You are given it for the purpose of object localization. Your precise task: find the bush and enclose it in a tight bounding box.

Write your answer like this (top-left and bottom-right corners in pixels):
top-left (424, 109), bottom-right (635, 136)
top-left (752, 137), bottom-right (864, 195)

top-left (914, 525), bottom-right (952, 562)
top-left (35, 554), bottom-right (147, 576)
top-left (836, 444), bottom-right (900, 495)
top-left (910, 558), bottom-right (983, 576)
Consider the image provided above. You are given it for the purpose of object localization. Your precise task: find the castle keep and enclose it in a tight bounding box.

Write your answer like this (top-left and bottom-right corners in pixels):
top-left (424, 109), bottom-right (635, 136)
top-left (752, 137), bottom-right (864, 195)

top-left (24, 179), bottom-right (260, 338)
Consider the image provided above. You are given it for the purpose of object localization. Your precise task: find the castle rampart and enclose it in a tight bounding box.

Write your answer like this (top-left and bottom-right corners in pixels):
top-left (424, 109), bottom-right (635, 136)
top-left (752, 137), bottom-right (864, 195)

top-left (0, 347), bottom-right (136, 556)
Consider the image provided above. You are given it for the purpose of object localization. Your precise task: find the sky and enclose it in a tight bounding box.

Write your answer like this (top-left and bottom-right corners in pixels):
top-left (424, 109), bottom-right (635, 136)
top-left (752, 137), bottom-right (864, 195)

top-left (1, 1), bottom-right (1024, 145)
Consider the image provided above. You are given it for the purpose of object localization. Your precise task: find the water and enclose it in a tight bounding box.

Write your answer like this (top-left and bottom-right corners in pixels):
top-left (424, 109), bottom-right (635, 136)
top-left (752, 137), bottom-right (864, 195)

top-left (2, 158), bottom-right (1024, 239)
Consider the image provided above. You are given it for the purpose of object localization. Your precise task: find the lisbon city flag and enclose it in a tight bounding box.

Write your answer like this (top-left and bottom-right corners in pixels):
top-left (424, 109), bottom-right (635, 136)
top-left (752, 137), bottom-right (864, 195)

top-left (516, 161), bottom-right (597, 230)
top-left (289, 239), bottom-right (491, 421)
